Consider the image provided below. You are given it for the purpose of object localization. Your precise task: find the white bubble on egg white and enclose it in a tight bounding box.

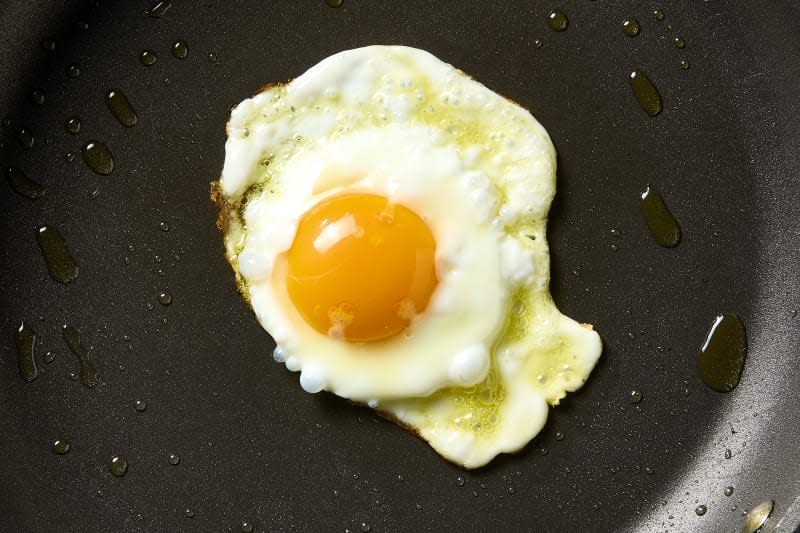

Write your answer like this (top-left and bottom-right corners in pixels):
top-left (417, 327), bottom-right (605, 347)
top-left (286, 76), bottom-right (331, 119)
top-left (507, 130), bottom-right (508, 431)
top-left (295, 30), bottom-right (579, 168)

top-left (272, 346), bottom-right (287, 363)
top-left (285, 356), bottom-right (300, 372)
top-left (300, 367), bottom-right (325, 394)
top-left (448, 344), bottom-right (490, 386)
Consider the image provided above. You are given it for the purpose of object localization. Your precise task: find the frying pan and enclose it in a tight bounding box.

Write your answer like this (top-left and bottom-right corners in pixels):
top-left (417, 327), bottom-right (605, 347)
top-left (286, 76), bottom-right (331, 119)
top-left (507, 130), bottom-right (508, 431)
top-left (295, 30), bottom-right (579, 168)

top-left (2, 1), bottom-right (799, 531)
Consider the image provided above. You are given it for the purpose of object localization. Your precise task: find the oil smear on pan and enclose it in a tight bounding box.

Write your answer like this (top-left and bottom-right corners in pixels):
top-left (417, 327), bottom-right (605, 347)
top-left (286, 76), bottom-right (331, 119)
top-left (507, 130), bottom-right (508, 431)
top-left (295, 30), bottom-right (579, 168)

top-left (62, 325), bottom-right (98, 387)
top-left (105, 90), bottom-right (138, 127)
top-left (639, 186), bottom-right (681, 247)
top-left (697, 314), bottom-right (747, 392)
top-left (5, 166), bottom-right (45, 199)
top-left (15, 321), bottom-right (38, 382)
top-left (36, 225), bottom-right (79, 283)
top-left (742, 500), bottom-right (774, 532)
top-left (146, 0), bottom-right (172, 18)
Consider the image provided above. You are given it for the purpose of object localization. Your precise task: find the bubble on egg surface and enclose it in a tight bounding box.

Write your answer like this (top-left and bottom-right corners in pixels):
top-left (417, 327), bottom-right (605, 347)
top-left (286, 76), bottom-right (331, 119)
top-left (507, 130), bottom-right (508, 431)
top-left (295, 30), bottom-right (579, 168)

top-left (213, 46), bottom-right (601, 468)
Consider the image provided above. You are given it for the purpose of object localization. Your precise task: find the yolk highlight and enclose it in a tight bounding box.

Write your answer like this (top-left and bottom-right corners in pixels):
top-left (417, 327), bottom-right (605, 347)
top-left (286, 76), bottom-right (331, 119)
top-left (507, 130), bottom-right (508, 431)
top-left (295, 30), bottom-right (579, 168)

top-left (286, 193), bottom-right (438, 342)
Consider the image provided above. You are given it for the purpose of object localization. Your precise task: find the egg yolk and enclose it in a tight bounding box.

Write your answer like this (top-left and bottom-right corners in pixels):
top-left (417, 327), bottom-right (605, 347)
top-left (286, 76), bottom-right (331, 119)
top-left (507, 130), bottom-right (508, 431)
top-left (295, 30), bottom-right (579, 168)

top-left (286, 193), bottom-right (438, 342)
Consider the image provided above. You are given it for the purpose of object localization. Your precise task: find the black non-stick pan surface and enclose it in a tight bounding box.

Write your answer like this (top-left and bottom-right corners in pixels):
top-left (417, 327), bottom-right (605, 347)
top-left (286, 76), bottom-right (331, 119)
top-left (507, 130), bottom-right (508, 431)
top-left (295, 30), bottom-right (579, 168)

top-left (2, 1), bottom-right (799, 531)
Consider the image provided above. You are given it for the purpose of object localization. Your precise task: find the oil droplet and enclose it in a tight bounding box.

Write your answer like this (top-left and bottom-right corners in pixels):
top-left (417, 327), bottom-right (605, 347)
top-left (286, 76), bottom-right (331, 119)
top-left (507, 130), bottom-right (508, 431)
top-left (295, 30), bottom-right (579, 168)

top-left (66, 64), bottom-right (81, 78)
top-left (147, 0), bottom-right (172, 17)
top-left (82, 141), bottom-right (114, 175)
top-left (159, 221), bottom-right (170, 231)
top-left (360, 523), bottom-right (371, 533)
top-left (533, 38), bottom-right (543, 49)
top-left (15, 322), bottom-right (38, 382)
top-left (158, 292), bottom-right (173, 306)
top-left (640, 186), bottom-right (681, 247)
top-left (16, 128), bottom-right (35, 149)
top-left (65, 152), bottom-right (76, 163)
top-left (62, 325), bottom-right (98, 387)
top-left (680, 59), bottom-right (690, 70)
top-left (325, 0), bottom-right (343, 6)
top-left (674, 37), bottom-right (686, 48)
top-left (134, 400), bottom-right (147, 412)
top-left (743, 500), bottom-right (773, 532)
top-left (168, 453), bottom-right (180, 465)
top-left (5, 166), bottom-right (45, 199)
top-left (109, 455), bottom-right (128, 476)
top-left (547, 9), bottom-right (568, 31)
top-left (66, 117), bottom-right (81, 134)
top-left (105, 91), bottom-right (138, 127)
top-left (653, 9), bottom-right (665, 21)
top-left (172, 40), bottom-right (188, 59)
top-left (629, 390), bottom-right (643, 404)
top-left (146, 302), bottom-right (155, 311)
top-left (36, 226), bottom-right (79, 284)
top-left (42, 39), bottom-right (56, 51)
top-left (240, 521), bottom-right (253, 533)
top-left (554, 431), bottom-right (565, 441)
top-left (725, 449), bottom-right (732, 459)
top-left (629, 70), bottom-right (663, 116)
top-left (184, 509), bottom-right (195, 518)
top-left (695, 505), bottom-right (707, 516)
top-left (697, 314), bottom-right (747, 392)
top-left (77, 21), bottom-right (89, 31)
top-left (52, 439), bottom-right (70, 454)
top-left (645, 467), bottom-right (655, 475)
top-left (724, 486), bottom-right (734, 496)
top-left (456, 476), bottom-right (466, 486)
top-left (31, 90), bottom-right (45, 105)
top-left (45, 351), bottom-right (56, 363)
top-left (622, 17), bottom-right (640, 37)
top-left (208, 52), bottom-right (217, 62)
top-left (140, 50), bottom-right (157, 66)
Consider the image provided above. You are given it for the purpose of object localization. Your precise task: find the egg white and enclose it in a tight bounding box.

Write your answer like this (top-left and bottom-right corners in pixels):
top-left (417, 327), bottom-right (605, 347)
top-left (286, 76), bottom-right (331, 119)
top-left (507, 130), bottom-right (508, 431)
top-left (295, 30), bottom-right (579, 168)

top-left (214, 45), bottom-right (602, 468)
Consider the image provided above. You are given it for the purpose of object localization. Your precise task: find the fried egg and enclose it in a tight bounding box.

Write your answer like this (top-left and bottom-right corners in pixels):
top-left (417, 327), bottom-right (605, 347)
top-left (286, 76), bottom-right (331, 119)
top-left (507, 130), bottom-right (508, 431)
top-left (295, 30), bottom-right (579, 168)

top-left (213, 45), bottom-right (602, 468)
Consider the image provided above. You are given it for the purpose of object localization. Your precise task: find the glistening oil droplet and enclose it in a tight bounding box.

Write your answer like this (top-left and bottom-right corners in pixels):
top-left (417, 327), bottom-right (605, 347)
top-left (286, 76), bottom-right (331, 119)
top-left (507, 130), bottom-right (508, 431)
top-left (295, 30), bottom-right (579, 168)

top-left (16, 128), bottom-right (35, 149)
top-left (30, 90), bottom-right (45, 105)
top-left (629, 390), bottom-right (643, 404)
top-left (172, 40), bottom-right (188, 59)
top-left (695, 505), bottom-right (707, 516)
top-left (240, 521), bottom-right (253, 533)
top-left (67, 64), bottom-right (81, 78)
top-left (5, 166), bottom-right (45, 199)
top-left (15, 321), bottom-right (38, 382)
top-left (158, 292), bottom-right (173, 306)
top-left (105, 91), bottom-right (138, 127)
top-left (629, 69), bottom-right (663, 116)
top-left (134, 400), bottom-right (147, 412)
top-left (533, 38), bottom-right (543, 49)
top-left (140, 50), bottom-right (157, 66)
top-left (66, 117), bottom-right (81, 134)
top-left (52, 439), bottom-right (71, 454)
top-left (82, 141), bottom-right (114, 175)
top-left (680, 59), bottom-right (690, 70)
top-left (724, 486), bottom-right (734, 496)
top-left (674, 37), bottom-right (686, 48)
top-left (622, 17), bottom-right (640, 37)
top-left (697, 314), bottom-right (747, 392)
top-left (547, 9), bottom-right (568, 31)
top-left (653, 9), bottom-right (665, 21)
top-left (109, 455), bottom-right (128, 476)
top-left (62, 325), bottom-right (98, 387)
top-left (168, 453), bottom-right (180, 465)
top-left (743, 500), bottom-right (773, 532)
top-left (640, 186), bottom-right (681, 247)
top-left (325, 0), bottom-right (343, 7)
top-left (36, 226), bottom-right (79, 284)
top-left (147, 0), bottom-right (172, 17)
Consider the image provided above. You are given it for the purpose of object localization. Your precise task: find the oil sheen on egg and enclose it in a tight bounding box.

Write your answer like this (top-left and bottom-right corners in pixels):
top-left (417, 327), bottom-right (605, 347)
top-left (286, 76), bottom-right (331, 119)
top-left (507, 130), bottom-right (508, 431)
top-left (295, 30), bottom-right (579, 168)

top-left (213, 45), bottom-right (602, 469)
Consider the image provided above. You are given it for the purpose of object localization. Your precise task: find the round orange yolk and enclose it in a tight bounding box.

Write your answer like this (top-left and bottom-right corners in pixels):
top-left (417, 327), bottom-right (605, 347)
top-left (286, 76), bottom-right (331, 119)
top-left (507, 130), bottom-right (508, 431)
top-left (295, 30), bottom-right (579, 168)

top-left (286, 193), bottom-right (438, 342)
